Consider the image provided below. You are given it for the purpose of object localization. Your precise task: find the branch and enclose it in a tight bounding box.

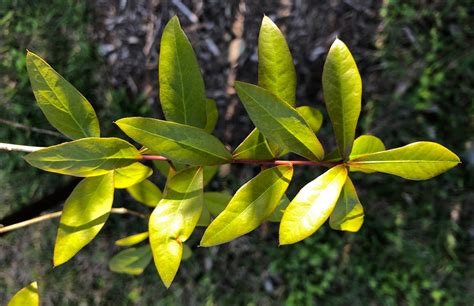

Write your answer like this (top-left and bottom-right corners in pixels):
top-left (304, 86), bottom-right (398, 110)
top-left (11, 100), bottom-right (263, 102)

top-left (0, 142), bottom-right (339, 167)
top-left (0, 118), bottom-right (67, 139)
top-left (0, 208), bottom-right (148, 234)
top-left (141, 155), bottom-right (338, 168)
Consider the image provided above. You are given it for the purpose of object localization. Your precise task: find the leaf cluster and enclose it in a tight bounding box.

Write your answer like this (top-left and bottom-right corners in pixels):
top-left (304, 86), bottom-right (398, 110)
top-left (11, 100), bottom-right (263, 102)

top-left (7, 15), bottom-right (459, 299)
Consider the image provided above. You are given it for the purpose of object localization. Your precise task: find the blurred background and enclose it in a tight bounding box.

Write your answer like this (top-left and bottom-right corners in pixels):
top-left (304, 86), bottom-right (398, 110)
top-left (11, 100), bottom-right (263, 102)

top-left (0, 0), bottom-right (472, 305)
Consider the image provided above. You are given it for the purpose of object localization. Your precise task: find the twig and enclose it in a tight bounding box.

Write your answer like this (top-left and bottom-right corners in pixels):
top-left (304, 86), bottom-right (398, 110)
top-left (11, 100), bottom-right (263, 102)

top-left (0, 118), bottom-right (67, 139)
top-left (171, 0), bottom-right (198, 23)
top-left (0, 208), bottom-right (147, 234)
top-left (142, 154), bottom-right (338, 168)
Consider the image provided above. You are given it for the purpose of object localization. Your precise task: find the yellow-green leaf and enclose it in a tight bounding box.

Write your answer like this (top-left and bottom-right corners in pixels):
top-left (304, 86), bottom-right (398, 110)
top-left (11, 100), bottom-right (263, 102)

top-left (232, 128), bottom-right (276, 160)
top-left (322, 39), bottom-right (362, 159)
top-left (347, 142), bottom-right (460, 180)
top-left (114, 162), bottom-right (153, 189)
top-left (204, 191), bottom-right (232, 216)
top-left (296, 106), bottom-right (323, 132)
top-left (267, 194), bottom-right (290, 222)
top-left (54, 172), bottom-right (114, 266)
top-left (329, 178), bottom-right (364, 232)
top-left (159, 16), bottom-right (207, 129)
top-left (350, 135), bottom-right (385, 158)
top-left (258, 15), bottom-right (296, 106)
top-left (108, 245), bottom-right (152, 275)
top-left (127, 179), bottom-right (162, 207)
top-left (26, 51), bottom-right (100, 140)
top-left (115, 232), bottom-right (149, 246)
top-left (8, 282), bottom-right (39, 306)
top-left (24, 137), bottom-right (140, 177)
top-left (116, 117), bottom-right (232, 166)
top-left (149, 167), bottom-right (203, 288)
top-left (349, 135), bottom-right (385, 173)
top-left (204, 98), bottom-right (218, 133)
top-left (201, 166), bottom-right (293, 247)
top-left (279, 165), bottom-right (348, 245)
top-left (235, 82), bottom-right (324, 161)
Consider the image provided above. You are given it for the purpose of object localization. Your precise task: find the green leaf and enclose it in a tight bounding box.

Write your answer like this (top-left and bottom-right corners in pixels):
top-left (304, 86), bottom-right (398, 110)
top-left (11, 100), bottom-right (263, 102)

top-left (258, 15), bottom-right (296, 106)
top-left (26, 51), bottom-right (100, 140)
top-left (116, 117), bottom-right (232, 166)
top-left (201, 165), bottom-right (293, 247)
top-left (322, 39), bottom-right (362, 159)
top-left (267, 194), bottom-right (290, 222)
top-left (350, 135), bottom-right (385, 158)
top-left (159, 16), bottom-right (207, 129)
top-left (149, 167), bottom-right (203, 288)
top-left (279, 165), bottom-right (348, 245)
top-left (127, 179), bottom-right (162, 207)
top-left (347, 141), bottom-right (460, 180)
top-left (182, 244), bottom-right (193, 261)
top-left (204, 98), bottom-right (218, 133)
top-left (108, 245), bottom-right (153, 275)
top-left (54, 172), bottom-right (114, 266)
top-left (296, 106), bottom-right (323, 132)
top-left (235, 82), bottom-right (324, 161)
top-left (114, 162), bottom-right (153, 189)
top-left (115, 232), bottom-right (149, 246)
top-left (24, 137), bottom-right (141, 177)
top-left (8, 282), bottom-right (39, 306)
top-left (323, 149), bottom-right (343, 162)
top-left (329, 178), bottom-right (364, 232)
top-left (349, 135), bottom-right (385, 173)
top-left (197, 204), bottom-right (211, 227)
top-left (232, 128), bottom-right (276, 160)
top-left (204, 191), bottom-right (232, 216)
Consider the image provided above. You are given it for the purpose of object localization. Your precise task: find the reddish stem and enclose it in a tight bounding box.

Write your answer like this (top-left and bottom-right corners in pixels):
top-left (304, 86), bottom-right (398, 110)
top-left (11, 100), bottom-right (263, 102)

top-left (141, 154), bottom-right (338, 168)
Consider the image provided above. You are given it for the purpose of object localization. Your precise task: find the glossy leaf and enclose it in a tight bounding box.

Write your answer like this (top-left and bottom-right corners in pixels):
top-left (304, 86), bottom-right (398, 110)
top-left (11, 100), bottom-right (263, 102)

top-left (204, 191), bottom-right (232, 216)
top-left (280, 165), bottom-right (348, 245)
top-left (235, 82), bottom-right (324, 161)
top-left (159, 16), bottom-right (207, 129)
top-left (232, 128), bottom-right (276, 160)
top-left (116, 117), bottom-right (232, 165)
top-left (149, 167), bottom-right (203, 288)
top-left (127, 179), bottom-right (162, 207)
top-left (322, 39), bottom-right (362, 159)
top-left (204, 98), bottom-right (218, 133)
top-left (350, 135), bottom-right (385, 158)
top-left (24, 137), bottom-right (140, 177)
top-left (54, 172), bottom-right (114, 266)
top-left (349, 135), bottom-right (385, 173)
top-left (258, 15), bottom-right (296, 106)
top-left (323, 149), bottom-right (343, 162)
top-left (114, 162), bottom-right (153, 189)
top-left (26, 51), bottom-right (100, 140)
top-left (296, 106), bottom-right (323, 132)
top-left (108, 245), bottom-right (152, 275)
top-left (115, 232), bottom-right (149, 246)
top-left (201, 166), bottom-right (293, 247)
top-left (8, 282), bottom-right (39, 306)
top-left (347, 141), bottom-right (460, 180)
top-left (329, 178), bottom-right (364, 232)
top-left (267, 194), bottom-right (290, 222)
